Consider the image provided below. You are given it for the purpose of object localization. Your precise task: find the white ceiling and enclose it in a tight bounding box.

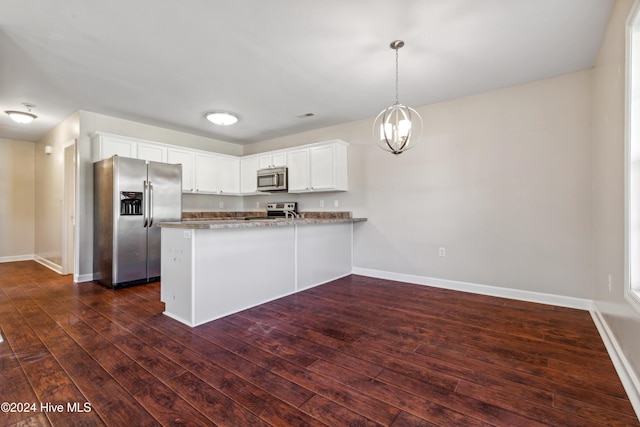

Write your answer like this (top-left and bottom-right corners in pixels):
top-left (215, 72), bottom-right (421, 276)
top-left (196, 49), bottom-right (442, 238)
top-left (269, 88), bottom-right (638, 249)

top-left (0, 0), bottom-right (614, 144)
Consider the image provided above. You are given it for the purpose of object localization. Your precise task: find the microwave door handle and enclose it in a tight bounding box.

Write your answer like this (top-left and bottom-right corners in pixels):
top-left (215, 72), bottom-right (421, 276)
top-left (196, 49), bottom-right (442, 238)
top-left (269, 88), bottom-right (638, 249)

top-left (273, 173), bottom-right (279, 187)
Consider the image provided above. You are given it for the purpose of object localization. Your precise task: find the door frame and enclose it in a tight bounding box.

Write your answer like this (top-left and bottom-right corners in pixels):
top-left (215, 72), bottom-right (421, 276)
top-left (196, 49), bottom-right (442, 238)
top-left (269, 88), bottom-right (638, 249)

top-left (62, 139), bottom-right (78, 278)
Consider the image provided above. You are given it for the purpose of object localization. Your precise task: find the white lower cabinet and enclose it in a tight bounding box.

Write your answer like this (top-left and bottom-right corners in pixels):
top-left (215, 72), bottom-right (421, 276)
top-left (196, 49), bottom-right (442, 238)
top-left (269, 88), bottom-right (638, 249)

top-left (161, 222), bottom-right (353, 327)
top-left (296, 223), bottom-right (352, 290)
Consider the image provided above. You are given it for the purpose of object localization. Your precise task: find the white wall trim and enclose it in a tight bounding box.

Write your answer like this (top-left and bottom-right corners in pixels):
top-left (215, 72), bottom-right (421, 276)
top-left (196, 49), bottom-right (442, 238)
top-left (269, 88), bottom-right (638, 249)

top-left (352, 267), bottom-right (592, 309)
top-left (0, 254), bottom-right (35, 263)
top-left (590, 303), bottom-right (640, 419)
top-left (33, 255), bottom-right (62, 275)
top-left (0, 255), bottom-right (89, 283)
top-left (77, 273), bottom-right (94, 283)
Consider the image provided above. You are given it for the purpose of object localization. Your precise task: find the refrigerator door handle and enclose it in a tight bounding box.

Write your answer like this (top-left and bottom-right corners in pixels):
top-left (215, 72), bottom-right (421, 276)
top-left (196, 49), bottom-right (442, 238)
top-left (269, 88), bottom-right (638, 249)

top-left (143, 180), bottom-right (149, 227)
top-left (149, 181), bottom-right (154, 227)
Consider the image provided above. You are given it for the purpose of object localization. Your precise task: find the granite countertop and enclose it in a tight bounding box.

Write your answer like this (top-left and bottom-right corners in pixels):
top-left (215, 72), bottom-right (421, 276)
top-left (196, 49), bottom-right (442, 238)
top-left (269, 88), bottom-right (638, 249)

top-left (158, 211), bottom-right (366, 229)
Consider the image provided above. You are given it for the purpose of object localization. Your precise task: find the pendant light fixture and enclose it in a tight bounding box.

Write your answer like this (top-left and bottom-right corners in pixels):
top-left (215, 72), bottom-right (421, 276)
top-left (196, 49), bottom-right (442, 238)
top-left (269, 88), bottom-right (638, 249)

top-left (373, 40), bottom-right (422, 155)
top-left (5, 103), bottom-right (37, 124)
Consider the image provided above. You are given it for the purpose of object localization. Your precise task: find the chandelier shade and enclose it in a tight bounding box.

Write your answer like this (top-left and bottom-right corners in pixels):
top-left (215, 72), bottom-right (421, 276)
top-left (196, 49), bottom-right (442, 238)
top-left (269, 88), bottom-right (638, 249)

top-left (374, 103), bottom-right (423, 154)
top-left (373, 40), bottom-right (422, 155)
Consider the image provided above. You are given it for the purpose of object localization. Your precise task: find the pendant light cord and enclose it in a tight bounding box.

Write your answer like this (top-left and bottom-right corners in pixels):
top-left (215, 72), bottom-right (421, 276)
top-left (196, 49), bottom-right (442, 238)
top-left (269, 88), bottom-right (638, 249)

top-left (395, 47), bottom-right (400, 105)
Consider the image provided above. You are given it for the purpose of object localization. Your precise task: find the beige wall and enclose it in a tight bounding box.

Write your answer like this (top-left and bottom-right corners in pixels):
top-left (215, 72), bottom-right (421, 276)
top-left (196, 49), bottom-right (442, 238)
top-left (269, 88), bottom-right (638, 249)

top-left (245, 70), bottom-right (594, 298)
top-left (0, 139), bottom-right (34, 261)
top-left (592, 0), bottom-right (640, 397)
top-left (34, 112), bottom-right (79, 270)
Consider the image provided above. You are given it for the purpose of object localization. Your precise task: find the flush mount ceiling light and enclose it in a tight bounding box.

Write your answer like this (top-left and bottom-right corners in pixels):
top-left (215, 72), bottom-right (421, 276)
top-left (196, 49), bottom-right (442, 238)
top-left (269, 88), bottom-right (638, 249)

top-left (373, 40), bottom-right (423, 155)
top-left (5, 103), bottom-right (37, 124)
top-left (205, 111), bottom-right (238, 126)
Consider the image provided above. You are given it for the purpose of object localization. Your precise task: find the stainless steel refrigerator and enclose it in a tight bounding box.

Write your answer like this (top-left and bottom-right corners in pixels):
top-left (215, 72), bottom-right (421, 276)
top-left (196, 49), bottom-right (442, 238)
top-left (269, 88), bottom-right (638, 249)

top-left (94, 156), bottom-right (182, 288)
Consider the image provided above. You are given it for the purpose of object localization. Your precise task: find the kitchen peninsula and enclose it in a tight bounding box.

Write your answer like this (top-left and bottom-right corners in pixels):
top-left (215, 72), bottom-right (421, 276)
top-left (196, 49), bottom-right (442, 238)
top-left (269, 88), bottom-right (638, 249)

top-left (158, 212), bottom-right (365, 326)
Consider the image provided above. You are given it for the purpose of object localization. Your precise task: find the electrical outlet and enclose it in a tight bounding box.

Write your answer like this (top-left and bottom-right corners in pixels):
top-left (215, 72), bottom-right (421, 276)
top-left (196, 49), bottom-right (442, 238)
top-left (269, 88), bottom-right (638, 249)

top-left (320, 200), bottom-right (325, 208)
top-left (439, 247), bottom-right (446, 257)
top-left (219, 201), bottom-right (224, 209)
top-left (608, 274), bottom-right (612, 292)
top-left (334, 200), bottom-right (339, 208)
top-left (256, 202), bottom-right (260, 209)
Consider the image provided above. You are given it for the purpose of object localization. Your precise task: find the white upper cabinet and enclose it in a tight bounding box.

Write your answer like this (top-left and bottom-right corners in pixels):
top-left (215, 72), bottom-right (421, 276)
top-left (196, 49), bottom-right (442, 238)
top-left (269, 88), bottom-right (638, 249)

top-left (286, 149), bottom-right (310, 192)
top-left (287, 140), bottom-right (348, 193)
top-left (193, 153), bottom-right (240, 195)
top-left (93, 132), bottom-right (348, 197)
top-left (194, 153), bottom-right (218, 193)
top-left (258, 152), bottom-right (287, 169)
top-left (217, 155), bottom-right (240, 194)
top-left (240, 156), bottom-right (259, 194)
top-left (137, 142), bottom-right (167, 163)
top-left (167, 148), bottom-right (195, 192)
top-left (309, 145), bottom-right (337, 190)
top-left (92, 133), bottom-right (137, 162)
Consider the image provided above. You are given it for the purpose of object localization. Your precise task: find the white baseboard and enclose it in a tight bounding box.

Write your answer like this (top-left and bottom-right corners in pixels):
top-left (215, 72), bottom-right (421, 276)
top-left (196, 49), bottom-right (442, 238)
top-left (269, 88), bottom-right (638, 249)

top-left (76, 273), bottom-right (95, 283)
top-left (590, 304), bottom-right (640, 419)
top-left (0, 254), bottom-right (34, 263)
top-left (352, 267), bottom-right (592, 310)
top-left (33, 255), bottom-right (62, 274)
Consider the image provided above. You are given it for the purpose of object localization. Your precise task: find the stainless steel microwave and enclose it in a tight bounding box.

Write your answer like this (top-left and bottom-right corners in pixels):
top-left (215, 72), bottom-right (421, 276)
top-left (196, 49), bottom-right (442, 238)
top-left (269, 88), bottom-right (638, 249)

top-left (257, 166), bottom-right (288, 192)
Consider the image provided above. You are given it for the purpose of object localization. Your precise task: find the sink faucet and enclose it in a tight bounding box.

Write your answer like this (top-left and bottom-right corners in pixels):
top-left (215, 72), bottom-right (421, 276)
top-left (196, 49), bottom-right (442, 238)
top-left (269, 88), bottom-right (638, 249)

top-left (284, 210), bottom-right (300, 219)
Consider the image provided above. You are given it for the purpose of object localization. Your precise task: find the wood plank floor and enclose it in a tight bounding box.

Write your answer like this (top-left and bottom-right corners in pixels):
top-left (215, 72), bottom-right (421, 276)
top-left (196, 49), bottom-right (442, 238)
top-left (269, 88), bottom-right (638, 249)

top-left (0, 261), bottom-right (638, 426)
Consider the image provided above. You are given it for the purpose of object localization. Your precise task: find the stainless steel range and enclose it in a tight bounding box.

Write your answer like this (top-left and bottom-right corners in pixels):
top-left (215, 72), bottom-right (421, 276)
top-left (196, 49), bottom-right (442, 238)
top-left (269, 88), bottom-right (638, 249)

top-left (245, 202), bottom-right (298, 220)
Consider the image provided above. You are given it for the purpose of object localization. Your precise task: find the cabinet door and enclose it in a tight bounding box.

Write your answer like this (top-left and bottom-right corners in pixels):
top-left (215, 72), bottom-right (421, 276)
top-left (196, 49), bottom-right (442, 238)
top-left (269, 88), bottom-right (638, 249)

top-left (309, 145), bottom-right (335, 190)
top-left (194, 154), bottom-right (218, 193)
top-left (272, 152), bottom-right (287, 167)
top-left (137, 142), bottom-right (167, 162)
top-left (240, 157), bottom-right (259, 194)
top-left (167, 149), bottom-right (195, 192)
top-left (94, 135), bottom-right (137, 161)
top-left (258, 155), bottom-right (273, 169)
top-left (217, 156), bottom-right (240, 194)
top-left (287, 149), bottom-right (310, 192)
top-left (258, 152), bottom-right (287, 169)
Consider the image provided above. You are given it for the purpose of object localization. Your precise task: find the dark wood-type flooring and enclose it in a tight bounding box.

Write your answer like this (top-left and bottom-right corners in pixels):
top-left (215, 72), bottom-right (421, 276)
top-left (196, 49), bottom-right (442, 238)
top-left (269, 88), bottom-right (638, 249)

top-left (0, 261), bottom-right (638, 426)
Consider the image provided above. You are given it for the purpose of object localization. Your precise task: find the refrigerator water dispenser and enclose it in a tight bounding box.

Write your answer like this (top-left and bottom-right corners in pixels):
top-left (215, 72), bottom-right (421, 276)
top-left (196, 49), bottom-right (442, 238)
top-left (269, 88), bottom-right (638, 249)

top-left (120, 191), bottom-right (142, 215)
